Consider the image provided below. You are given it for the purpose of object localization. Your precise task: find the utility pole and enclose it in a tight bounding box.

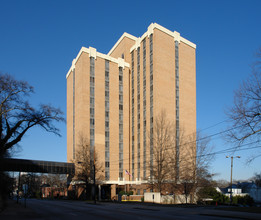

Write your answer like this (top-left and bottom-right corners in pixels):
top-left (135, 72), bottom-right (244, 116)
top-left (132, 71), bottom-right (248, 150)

top-left (226, 156), bottom-right (240, 204)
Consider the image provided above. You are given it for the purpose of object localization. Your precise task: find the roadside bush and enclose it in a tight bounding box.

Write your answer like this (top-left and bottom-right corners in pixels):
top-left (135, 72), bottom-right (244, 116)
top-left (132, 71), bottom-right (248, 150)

top-left (119, 191), bottom-right (134, 196)
top-left (233, 195), bottom-right (254, 206)
top-left (213, 193), bottom-right (230, 204)
top-left (197, 187), bottom-right (230, 204)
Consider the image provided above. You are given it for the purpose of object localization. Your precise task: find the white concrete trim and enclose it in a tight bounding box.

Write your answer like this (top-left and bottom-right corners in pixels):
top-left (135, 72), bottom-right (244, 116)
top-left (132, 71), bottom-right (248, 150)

top-left (108, 32), bottom-right (137, 56)
top-left (180, 36), bottom-right (196, 48)
top-left (134, 37), bottom-right (141, 50)
top-left (117, 57), bottom-right (125, 69)
top-left (147, 23), bottom-right (154, 37)
top-left (66, 47), bottom-right (130, 78)
top-left (154, 23), bottom-right (174, 38)
top-left (89, 47), bottom-right (97, 59)
top-left (173, 31), bottom-right (181, 43)
top-left (67, 23), bottom-right (195, 78)
top-left (130, 22), bottom-right (196, 52)
top-left (66, 59), bottom-right (76, 78)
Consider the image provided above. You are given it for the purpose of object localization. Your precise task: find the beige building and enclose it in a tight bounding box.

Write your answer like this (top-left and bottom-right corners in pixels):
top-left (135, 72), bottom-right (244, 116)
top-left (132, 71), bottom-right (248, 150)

top-left (66, 23), bottom-right (196, 196)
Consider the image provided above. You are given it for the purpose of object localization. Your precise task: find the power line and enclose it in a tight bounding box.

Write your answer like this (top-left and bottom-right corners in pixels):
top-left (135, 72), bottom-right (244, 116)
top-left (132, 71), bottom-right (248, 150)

top-left (197, 119), bottom-right (230, 133)
top-left (75, 119), bottom-right (261, 173)
top-left (197, 140), bottom-right (261, 158)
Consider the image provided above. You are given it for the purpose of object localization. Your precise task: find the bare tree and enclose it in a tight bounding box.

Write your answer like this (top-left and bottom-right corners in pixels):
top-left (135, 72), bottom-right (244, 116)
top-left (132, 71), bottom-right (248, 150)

top-left (0, 73), bottom-right (64, 206)
top-left (148, 111), bottom-right (175, 193)
top-left (196, 133), bottom-right (215, 187)
top-left (252, 172), bottom-right (261, 187)
top-left (148, 111), bottom-right (214, 202)
top-left (215, 179), bottom-right (230, 188)
top-left (20, 173), bottom-right (42, 197)
top-left (171, 132), bottom-right (214, 203)
top-left (0, 73), bottom-right (64, 158)
top-left (226, 48), bottom-right (261, 160)
top-left (73, 135), bottom-right (103, 199)
top-left (40, 174), bottom-right (67, 198)
top-left (171, 131), bottom-right (196, 204)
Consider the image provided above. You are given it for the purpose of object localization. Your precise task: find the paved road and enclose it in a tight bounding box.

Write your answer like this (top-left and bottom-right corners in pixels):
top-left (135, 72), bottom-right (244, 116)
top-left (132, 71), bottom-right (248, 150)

top-left (16, 199), bottom-right (235, 220)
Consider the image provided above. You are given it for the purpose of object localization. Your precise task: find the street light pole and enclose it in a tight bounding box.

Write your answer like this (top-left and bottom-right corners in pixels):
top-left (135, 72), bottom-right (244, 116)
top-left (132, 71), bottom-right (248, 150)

top-left (226, 156), bottom-right (240, 204)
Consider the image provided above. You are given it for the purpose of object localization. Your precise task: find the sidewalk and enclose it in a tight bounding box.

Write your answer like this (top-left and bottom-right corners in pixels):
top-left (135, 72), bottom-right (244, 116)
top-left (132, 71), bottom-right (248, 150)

top-left (0, 199), bottom-right (39, 220)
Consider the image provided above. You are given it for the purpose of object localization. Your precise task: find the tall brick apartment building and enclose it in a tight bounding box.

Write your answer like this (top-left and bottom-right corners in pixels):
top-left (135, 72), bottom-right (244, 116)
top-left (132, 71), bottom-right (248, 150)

top-left (66, 23), bottom-right (196, 197)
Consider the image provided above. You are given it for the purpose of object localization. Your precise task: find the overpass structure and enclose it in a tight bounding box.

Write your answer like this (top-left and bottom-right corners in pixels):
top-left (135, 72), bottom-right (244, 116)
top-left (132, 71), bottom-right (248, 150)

top-left (0, 158), bottom-right (75, 175)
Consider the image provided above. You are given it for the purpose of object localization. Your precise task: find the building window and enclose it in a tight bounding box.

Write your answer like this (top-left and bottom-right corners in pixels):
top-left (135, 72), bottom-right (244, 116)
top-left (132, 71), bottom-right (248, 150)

top-left (90, 87), bottom-right (94, 96)
top-left (119, 67), bottom-right (124, 179)
top-left (119, 94), bottom-right (123, 102)
top-left (137, 44), bottom-right (140, 185)
top-left (90, 57), bottom-right (95, 154)
top-left (105, 81), bottom-right (109, 89)
top-left (119, 142), bottom-right (123, 150)
top-left (149, 34), bottom-right (153, 177)
top-left (105, 151), bottom-right (109, 159)
top-left (131, 51), bottom-right (135, 180)
top-left (73, 69), bottom-right (76, 159)
top-left (90, 66), bottom-right (94, 74)
top-left (90, 76), bottom-right (95, 84)
top-left (119, 134), bottom-right (123, 142)
top-left (105, 70), bottom-right (109, 78)
top-left (105, 171), bottom-right (109, 180)
top-left (105, 101), bottom-right (110, 109)
top-left (105, 60), bottom-right (110, 180)
top-left (175, 40), bottom-right (180, 180)
top-left (119, 113), bottom-right (123, 122)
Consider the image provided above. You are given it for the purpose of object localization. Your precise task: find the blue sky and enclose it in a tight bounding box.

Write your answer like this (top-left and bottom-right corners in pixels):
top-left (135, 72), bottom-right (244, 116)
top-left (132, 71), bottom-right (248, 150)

top-left (1, 0), bottom-right (261, 181)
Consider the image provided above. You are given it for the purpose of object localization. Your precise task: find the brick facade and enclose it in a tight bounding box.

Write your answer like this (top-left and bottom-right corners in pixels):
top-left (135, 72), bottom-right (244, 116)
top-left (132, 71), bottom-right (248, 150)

top-left (67, 23), bottom-right (196, 198)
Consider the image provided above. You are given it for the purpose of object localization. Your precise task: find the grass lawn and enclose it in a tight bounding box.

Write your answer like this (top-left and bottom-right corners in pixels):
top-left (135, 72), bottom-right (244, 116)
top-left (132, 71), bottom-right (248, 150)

top-left (218, 206), bottom-right (261, 214)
